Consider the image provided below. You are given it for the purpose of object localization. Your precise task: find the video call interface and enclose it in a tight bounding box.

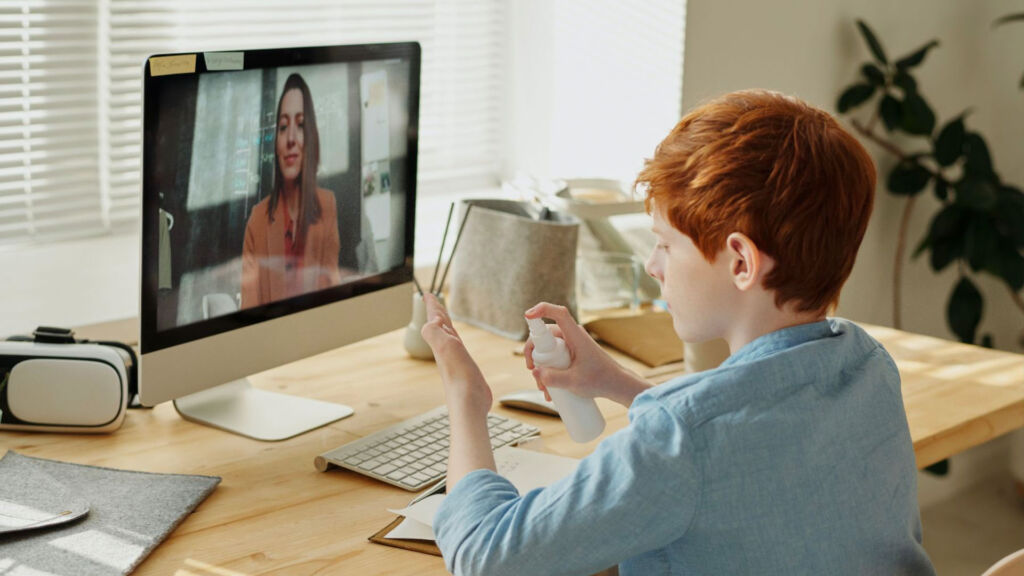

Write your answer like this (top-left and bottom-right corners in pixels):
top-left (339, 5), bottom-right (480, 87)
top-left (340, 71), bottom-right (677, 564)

top-left (149, 59), bottom-right (412, 332)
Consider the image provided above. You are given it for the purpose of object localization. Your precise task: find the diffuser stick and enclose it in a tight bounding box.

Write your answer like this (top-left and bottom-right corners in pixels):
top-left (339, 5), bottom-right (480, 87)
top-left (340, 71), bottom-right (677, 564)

top-left (429, 203), bottom-right (455, 293)
top-left (435, 204), bottom-right (474, 296)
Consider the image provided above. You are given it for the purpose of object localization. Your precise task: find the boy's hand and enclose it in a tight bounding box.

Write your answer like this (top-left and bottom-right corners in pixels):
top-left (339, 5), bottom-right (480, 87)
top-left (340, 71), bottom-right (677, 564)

top-left (420, 293), bottom-right (492, 419)
top-left (524, 303), bottom-right (651, 408)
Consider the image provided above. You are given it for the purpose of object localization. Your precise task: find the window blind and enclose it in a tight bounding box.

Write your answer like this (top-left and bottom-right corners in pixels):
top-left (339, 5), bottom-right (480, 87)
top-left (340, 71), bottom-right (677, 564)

top-left (0, 0), bottom-right (506, 246)
top-left (0, 1), bottom-right (102, 244)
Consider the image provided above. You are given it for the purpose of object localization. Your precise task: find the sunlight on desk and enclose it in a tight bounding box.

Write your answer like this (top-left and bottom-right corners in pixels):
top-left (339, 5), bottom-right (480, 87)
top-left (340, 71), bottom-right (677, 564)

top-left (176, 558), bottom-right (253, 576)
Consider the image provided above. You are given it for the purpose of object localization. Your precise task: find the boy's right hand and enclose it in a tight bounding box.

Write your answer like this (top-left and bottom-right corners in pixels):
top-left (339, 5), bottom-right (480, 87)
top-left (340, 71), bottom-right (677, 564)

top-left (524, 303), bottom-right (651, 408)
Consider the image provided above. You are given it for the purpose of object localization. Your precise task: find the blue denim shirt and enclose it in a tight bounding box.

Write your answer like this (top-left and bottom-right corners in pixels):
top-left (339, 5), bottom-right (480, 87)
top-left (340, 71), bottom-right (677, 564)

top-left (434, 318), bottom-right (936, 576)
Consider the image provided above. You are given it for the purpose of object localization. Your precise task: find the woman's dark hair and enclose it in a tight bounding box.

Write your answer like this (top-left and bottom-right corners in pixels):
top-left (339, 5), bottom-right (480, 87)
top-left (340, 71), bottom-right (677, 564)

top-left (268, 73), bottom-right (322, 245)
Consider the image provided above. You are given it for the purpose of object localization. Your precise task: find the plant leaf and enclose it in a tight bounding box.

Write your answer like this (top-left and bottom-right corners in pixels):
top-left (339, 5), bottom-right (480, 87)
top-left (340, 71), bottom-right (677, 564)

top-left (956, 177), bottom-right (999, 211)
top-left (837, 83), bottom-right (876, 113)
top-left (963, 132), bottom-right (994, 177)
top-left (887, 160), bottom-right (932, 195)
top-left (900, 92), bottom-right (936, 135)
top-left (895, 40), bottom-right (939, 69)
top-left (914, 202), bottom-right (962, 258)
top-left (987, 241), bottom-right (1024, 291)
top-left (861, 63), bottom-right (886, 86)
top-left (893, 70), bottom-right (918, 94)
top-left (879, 94), bottom-right (901, 131)
top-left (947, 276), bottom-right (983, 344)
top-left (913, 233), bottom-right (931, 259)
top-left (993, 12), bottom-right (1024, 27)
top-left (856, 20), bottom-right (888, 65)
top-left (930, 237), bottom-right (961, 271)
top-left (933, 177), bottom-right (949, 201)
top-left (994, 185), bottom-right (1024, 247)
top-left (931, 203), bottom-right (967, 240)
top-left (933, 117), bottom-right (965, 166)
top-left (964, 216), bottom-right (999, 271)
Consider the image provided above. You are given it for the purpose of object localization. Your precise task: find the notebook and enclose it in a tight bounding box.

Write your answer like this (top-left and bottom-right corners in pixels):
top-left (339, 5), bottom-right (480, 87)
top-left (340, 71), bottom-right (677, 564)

top-left (368, 445), bottom-right (580, 556)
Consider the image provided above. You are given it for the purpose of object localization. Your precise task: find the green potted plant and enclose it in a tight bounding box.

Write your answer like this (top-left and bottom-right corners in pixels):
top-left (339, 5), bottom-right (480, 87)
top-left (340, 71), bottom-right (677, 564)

top-left (836, 20), bottom-right (1024, 348)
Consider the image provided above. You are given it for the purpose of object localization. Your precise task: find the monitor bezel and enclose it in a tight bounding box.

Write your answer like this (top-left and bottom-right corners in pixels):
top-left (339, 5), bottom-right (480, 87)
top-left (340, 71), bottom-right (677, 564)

top-left (140, 42), bottom-right (420, 355)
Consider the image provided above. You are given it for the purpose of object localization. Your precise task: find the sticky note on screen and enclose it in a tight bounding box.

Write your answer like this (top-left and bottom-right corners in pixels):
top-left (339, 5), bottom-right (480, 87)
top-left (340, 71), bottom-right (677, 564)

top-left (204, 52), bottom-right (244, 71)
top-left (149, 54), bottom-right (197, 77)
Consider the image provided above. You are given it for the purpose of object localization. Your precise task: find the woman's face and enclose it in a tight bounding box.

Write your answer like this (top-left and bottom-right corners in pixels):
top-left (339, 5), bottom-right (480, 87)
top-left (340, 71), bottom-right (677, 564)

top-left (276, 88), bottom-right (305, 185)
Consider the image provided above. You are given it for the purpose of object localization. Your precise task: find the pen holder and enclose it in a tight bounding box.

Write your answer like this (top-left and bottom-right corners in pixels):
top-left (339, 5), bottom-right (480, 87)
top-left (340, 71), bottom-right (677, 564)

top-left (404, 292), bottom-right (440, 360)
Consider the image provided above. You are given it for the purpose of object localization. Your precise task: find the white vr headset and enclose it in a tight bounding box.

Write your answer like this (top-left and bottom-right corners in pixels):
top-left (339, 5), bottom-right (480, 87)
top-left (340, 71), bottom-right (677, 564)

top-left (0, 327), bottom-right (137, 433)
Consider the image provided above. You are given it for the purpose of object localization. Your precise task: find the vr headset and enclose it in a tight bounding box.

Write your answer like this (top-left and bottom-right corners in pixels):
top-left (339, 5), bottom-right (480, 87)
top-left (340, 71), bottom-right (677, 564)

top-left (0, 327), bottom-right (139, 433)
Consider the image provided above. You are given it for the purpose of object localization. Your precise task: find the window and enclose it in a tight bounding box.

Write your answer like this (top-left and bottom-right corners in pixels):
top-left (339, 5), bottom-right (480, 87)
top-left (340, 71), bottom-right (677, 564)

top-left (0, 0), bottom-right (506, 246)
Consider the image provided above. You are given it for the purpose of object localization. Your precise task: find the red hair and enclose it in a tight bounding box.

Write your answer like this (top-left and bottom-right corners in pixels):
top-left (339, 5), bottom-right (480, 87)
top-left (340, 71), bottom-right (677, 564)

top-left (638, 90), bottom-right (875, 314)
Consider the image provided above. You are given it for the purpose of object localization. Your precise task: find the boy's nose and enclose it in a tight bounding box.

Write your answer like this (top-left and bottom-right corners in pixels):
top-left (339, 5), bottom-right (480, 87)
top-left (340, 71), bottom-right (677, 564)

top-left (644, 253), bottom-right (661, 281)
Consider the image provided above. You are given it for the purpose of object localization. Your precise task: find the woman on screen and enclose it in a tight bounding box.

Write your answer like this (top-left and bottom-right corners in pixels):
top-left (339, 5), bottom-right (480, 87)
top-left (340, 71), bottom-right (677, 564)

top-left (241, 73), bottom-right (342, 309)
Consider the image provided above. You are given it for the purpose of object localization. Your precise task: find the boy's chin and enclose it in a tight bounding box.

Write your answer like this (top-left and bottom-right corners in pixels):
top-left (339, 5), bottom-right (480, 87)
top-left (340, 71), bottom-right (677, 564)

top-left (671, 318), bottom-right (719, 345)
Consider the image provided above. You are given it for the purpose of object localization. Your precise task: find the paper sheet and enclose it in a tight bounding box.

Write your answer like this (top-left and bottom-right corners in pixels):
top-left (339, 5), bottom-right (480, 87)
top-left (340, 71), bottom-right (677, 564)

top-left (384, 447), bottom-right (581, 542)
top-left (384, 516), bottom-right (436, 541)
top-left (493, 446), bottom-right (579, 495)
top-left (387, 494), bottom-right (445, 529)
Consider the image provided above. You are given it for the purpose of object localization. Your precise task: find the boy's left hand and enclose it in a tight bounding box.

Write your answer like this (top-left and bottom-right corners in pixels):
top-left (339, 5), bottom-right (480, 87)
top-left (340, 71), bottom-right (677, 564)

top-left (420, 293), bottom-right (492, 419)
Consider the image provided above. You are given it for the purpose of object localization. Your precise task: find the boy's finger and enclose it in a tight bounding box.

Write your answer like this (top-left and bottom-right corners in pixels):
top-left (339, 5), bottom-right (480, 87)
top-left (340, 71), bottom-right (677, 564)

top-left (523, 340), bottom-right (535, 370)
top-left (420, 319), bottom-right (443, 346)
top-left (424, 293), bottom-right (453, 325)
top-left (531, 366), bottom-right (569, 392)
top-left (525, 302), bottom-right (586, 344)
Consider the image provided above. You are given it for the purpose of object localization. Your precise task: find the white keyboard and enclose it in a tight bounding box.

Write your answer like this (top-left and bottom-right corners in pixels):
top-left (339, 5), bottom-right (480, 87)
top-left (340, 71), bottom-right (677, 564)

top-left (314, 406), bottom-right (540, 491)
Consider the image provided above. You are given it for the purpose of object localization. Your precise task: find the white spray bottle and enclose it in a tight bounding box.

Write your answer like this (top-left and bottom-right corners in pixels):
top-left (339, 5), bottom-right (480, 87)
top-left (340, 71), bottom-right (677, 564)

top-left (526, 317), bottom-right (605, 443)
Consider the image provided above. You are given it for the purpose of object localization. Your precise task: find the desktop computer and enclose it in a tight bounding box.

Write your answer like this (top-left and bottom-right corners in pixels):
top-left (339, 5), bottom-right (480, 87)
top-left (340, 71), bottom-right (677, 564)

top-left (138, 43), bottom-right (420, 441)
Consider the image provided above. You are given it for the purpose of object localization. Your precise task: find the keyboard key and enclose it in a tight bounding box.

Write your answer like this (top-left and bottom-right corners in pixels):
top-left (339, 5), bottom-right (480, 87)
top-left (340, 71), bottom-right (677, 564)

top-left (374, 463), bottom-right (397, 476)
top-left (359, 458), bottom-right (384, 471)
top-left (497, 431), bottom-right (519, 444)
top-left (387, 469), bottom-right (409, 481)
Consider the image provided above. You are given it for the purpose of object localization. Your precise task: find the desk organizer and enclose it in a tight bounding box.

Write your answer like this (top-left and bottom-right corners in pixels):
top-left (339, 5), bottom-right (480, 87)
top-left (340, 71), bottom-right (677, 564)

top-left (448, 199), bottom-right (579, 340)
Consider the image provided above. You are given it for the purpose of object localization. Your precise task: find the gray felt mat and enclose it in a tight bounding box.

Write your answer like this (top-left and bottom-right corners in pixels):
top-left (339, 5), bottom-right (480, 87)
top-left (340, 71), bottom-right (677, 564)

top-left (0, 451), bottom-right (220, 575)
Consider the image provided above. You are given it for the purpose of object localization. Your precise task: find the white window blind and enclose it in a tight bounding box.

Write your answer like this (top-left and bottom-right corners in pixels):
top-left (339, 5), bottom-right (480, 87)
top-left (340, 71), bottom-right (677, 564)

top-left (0, 1), bottom-right (102, 244)
top-left (0, 0), bottom-right (506, 246)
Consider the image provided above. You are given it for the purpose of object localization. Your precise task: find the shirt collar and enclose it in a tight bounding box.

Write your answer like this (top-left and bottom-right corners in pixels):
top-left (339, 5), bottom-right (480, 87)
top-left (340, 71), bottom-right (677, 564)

top-left (720, 319), bottom-right (836, 368)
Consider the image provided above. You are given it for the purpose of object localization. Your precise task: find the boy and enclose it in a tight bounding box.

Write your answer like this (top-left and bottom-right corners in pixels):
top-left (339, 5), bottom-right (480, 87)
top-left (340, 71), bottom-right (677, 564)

top-left (420, 90), bottom-right (935, 575)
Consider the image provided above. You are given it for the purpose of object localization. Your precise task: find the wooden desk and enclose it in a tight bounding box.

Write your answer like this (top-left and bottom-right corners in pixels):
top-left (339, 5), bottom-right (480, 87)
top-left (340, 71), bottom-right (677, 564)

top-left (3, 320), bottom-right (1022, 575)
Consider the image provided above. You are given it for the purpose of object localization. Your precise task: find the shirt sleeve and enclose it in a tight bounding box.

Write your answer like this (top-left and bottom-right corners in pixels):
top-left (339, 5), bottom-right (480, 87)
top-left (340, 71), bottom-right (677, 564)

top-left (433, 400), bottom-right (702, 576)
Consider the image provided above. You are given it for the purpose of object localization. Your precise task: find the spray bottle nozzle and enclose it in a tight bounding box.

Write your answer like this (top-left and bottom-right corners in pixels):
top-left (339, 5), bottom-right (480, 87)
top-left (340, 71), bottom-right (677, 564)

top-left (526, 317), bottom-right (556, 352)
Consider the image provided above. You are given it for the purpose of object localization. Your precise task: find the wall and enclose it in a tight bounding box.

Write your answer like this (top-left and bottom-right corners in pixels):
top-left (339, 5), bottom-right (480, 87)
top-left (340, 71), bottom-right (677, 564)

top-left (682, 0), bottom-right (1024, 352)
top-left (505, 0), bottom-right (686, 183)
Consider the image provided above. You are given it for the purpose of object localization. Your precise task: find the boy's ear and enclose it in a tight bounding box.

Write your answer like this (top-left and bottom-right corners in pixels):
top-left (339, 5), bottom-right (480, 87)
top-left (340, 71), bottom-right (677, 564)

top-left (725, 232), bottom-right (766, 292)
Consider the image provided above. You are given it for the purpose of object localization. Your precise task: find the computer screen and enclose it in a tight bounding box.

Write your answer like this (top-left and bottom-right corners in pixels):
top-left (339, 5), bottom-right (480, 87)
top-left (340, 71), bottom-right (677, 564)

top-left (139, 44), bottom-right (419, 440)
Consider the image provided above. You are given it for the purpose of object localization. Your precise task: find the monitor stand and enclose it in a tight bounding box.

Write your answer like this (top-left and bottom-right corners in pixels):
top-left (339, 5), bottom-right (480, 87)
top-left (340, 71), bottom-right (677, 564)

top-left (173, 379), bottom-right (354, 441)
